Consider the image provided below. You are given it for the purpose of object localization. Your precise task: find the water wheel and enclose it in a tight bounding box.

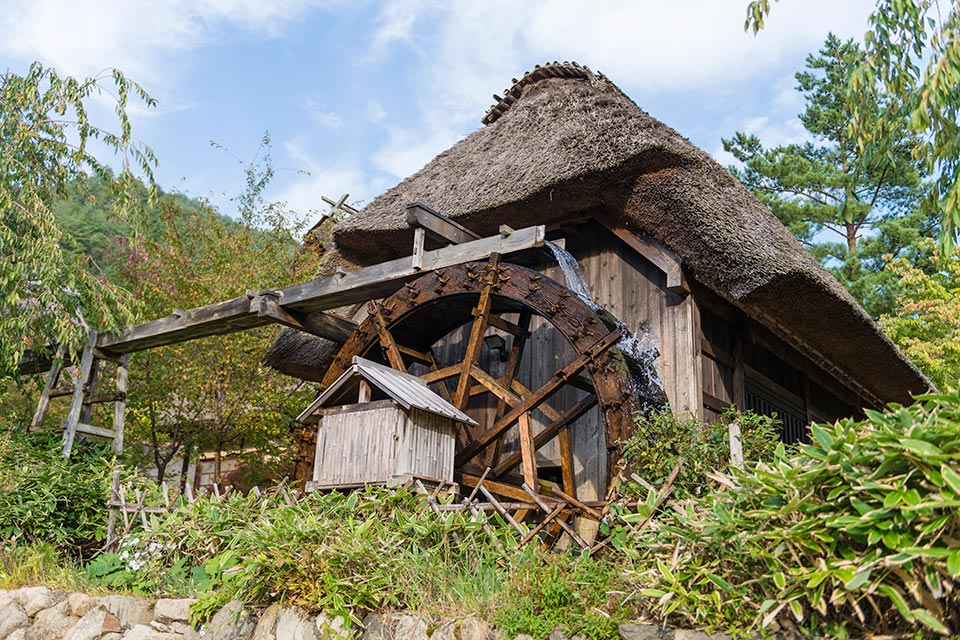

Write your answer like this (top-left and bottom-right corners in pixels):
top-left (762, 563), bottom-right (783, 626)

top-left (318, 256), bottom-right (644, 540)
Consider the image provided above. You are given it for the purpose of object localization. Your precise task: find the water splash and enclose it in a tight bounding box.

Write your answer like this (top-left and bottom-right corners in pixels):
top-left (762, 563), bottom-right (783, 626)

top-left (544, 241), bottom-right (667, 409)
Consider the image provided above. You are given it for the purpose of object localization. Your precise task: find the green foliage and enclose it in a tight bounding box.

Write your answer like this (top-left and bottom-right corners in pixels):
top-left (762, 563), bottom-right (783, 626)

top-left (744, 0), bottom-right (960, 254)
top-left (881, 241), bottom-right (960, 390)
top-left (621, 408), bottom-right (782, 498)
top-left (0, 63), bottom-right (156, 379)
top-left (87, 487), bottom-right (515, 624)
top-left (492, 552), bottom-right (632, 640)
top-left (0, 540), bottom-right (94, 591)
top-left (0, 425), bottom-right (115, 557)
top-left (621, 391), bottom-right (960, 636)
top-left (724, 33), bottom-right (928, 316)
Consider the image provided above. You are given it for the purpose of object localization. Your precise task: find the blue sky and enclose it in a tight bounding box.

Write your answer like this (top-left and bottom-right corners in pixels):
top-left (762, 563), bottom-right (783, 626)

top-left (0, 0), bottom-right (877, 224)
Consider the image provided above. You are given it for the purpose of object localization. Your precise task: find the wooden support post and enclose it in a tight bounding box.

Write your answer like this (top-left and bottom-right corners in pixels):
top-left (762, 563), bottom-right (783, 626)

top-left (412, 227), bottom-right (426, 271)
top-left (557, 427), bottom-right (577, 498)
top-left (62, 332), bottom-right (97, 458)
top-left (518, 413), bottom-right (538, 489)
top-left (78, 357), bottom-right (101, 425)
top-left (30, 345), bottom-right (66, 431)
top-left (358, 379), bottom-right (372, 403)
top-left (105, 469), bottom-right (121, 551)
top-left (728, 422), bottom-right (744, 470)
top-left (112, 354), bottom-right (128, 453)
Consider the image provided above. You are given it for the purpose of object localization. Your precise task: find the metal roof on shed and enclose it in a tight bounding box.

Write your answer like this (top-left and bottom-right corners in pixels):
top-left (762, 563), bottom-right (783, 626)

top-left (297, 356), bottom-right (477, 425)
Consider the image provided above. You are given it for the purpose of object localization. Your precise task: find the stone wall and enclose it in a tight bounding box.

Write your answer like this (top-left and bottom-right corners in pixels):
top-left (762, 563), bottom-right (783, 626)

top-left (0, 588), bottom-right (741, 640)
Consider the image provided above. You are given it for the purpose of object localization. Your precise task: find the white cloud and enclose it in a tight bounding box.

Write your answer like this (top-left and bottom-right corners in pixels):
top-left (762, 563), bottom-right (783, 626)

top-left (371, 124), bottom-right (462, 179)
top-left (0, 0), bottom-right (326, 87)
top-left (304, 99), bottom-right (343, 132)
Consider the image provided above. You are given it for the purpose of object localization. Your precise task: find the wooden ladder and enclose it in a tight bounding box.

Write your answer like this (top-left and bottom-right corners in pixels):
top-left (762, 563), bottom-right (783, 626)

top-left (30, 330), bottom-right (129, 458)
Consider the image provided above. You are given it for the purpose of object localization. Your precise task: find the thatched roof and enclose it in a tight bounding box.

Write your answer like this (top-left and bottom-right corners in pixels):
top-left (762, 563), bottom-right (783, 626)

top-left (265, 62), bottom-right (929, 405)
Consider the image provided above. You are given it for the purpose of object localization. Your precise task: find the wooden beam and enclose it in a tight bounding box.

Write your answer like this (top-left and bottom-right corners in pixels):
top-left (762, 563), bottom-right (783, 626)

top-left (518, 413), bottom-right (538, 489)
top-left (453, 259), bottom-right (497, 409)
top-left (256, 295), bottom-right (357, 343)
top-left (456, 330), bottom-right (619, 466)
top-left (406, 203), bottom-right (481, 245)
top-left (493, 394), bottom-right (597, 477)
top-left (601, 220), bottom-right (689, 294)
top-left (370, 305), bottom-right (406, 371)
top-left (95, 224), bottom-right (546, 356)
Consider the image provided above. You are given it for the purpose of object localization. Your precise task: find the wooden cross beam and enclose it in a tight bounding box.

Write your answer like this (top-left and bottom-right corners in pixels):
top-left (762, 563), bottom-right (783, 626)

top-left (454, 329), bottom-right (621, 466)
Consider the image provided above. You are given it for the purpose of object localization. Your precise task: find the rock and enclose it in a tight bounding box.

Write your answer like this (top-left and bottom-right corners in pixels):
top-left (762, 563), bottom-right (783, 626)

top-left (28, 601), bottom-right (79, 640)
top-left (618, 624), bottom-right (667, 640)
top-left (67, 594), bottom-right (97, 618)
top-left (251, 605), bottom-right (280, 640)
top-left (673, 632), bottom-right (712, 640)
top-left (102, 614), bottom-right (123, 635)
top-left (154, 599), bottom-right (195, 624)
top-left (0, 592), bottom-right (13, 611)
top-left (98, 595), bottom-right (153, 629)
top-left (313, 613), bottom-right (349, 640)
top-left (0, 602), bottom-right (29, 640)
top-left (457, 618), bottom-right (490, 640)
top-left (64, 609), bottom-right (109, 640)
top-left (122, 624), bottom-right (182, 640)
top-left (429, 621), bottom-right (455, 640)
top-left (204, 600), bottom-right (253, 640)
top-left (392, 616), bottom-right (427, 640)
top-left (6, 631), bottom-right (26, 640)
top-left (512, 635), bottom-right (535, 640)
top-left (169, 621), bottom-right (198, 640)
top-left (358, 614), bottom-right (388, 640)
top-left (275, 608), bottom-right (318, 640)
top-left (102, 635), bottom-right (123, 640)
top-left (548, 630), bottom-right (568, 640)
top-left (15, 587), bottom-right (56, 617)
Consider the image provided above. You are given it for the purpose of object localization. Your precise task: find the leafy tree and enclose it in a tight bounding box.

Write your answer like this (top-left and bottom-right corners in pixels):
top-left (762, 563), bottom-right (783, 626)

top-left (724, 33), bottom-right (929, 316)
top-left (745, 0), bottom-right (960, 253)
top-left (881, 240), bottom-right (960, 390)
top-left (120, 140), bottom-right (317, 486)
top-left (0, 63), bottom-right (157, 379)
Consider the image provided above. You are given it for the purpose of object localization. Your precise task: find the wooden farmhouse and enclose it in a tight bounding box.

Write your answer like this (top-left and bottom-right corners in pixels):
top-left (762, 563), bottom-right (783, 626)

top-left (298, 356), bottom-right (476, 490)
top-left (251, 61), bottom-right (927, 512)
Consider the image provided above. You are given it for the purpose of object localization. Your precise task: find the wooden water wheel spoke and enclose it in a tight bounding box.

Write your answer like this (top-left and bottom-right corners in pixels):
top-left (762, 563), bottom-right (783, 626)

top-left (492, 394), bottom-right (597, 477)
top-left (319, 261), bottom-right (643, 544)
top-left (452, 269), bottom-right (495, 409)
top-left (370, 303), bottom-right (405, 370)
top-left (454, 329), bottom-right (621, 466)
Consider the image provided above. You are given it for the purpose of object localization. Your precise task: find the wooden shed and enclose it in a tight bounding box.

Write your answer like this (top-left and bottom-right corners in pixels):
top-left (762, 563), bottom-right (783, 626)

top-left (298, 356), bottom-right (477, 490)
top-left (266, 61), bottom-right (931, 514)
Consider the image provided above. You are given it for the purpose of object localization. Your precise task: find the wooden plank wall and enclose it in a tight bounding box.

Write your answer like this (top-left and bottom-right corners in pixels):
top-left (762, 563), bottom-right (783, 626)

top-left (397, 409), bottom-right (457, 482)
top-left (313, 404), bottom-right (404, 485)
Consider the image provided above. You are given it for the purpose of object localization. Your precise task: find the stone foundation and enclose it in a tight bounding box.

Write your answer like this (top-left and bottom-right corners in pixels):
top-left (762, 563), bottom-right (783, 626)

top-left (0, 588), bottom-right (746, 640)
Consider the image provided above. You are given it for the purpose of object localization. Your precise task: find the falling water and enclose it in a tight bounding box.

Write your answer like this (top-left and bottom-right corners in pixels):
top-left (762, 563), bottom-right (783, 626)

top-left (544, 241), bottom-right (667, 409)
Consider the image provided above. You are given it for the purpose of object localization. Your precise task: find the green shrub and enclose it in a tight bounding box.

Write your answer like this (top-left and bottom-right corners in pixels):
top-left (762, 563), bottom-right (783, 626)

top-left (0, 540), bottom-right (93, 591)
top-left (90, 487), bottom-right (518, 624)
top-left (621, 408), bottom-right (781, 498)
top-left (0, 425), bottom-right (115, 557)
top-left (620, 391), bottom-right (960, 637)
top-left (493, 551), bottom-right (634, 640)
